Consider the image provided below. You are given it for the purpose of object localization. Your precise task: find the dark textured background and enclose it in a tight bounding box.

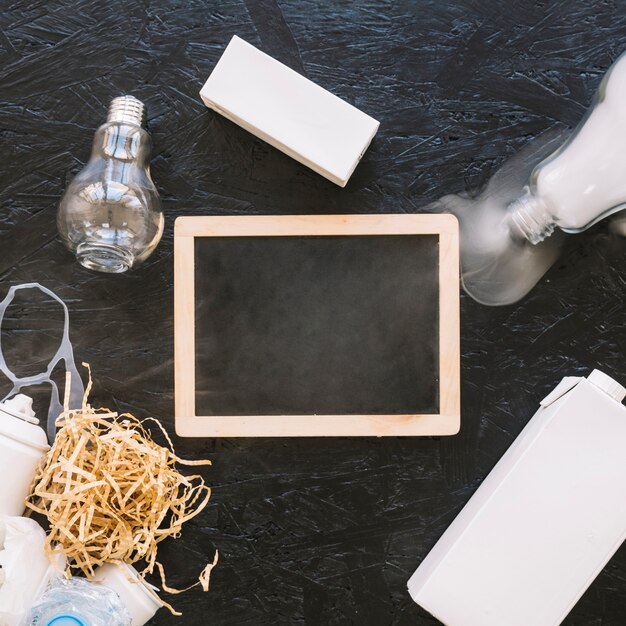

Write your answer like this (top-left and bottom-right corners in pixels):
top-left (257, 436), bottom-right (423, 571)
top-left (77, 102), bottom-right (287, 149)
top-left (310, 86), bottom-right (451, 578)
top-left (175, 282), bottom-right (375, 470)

top-left (0, 0), bottom-right (625, 624)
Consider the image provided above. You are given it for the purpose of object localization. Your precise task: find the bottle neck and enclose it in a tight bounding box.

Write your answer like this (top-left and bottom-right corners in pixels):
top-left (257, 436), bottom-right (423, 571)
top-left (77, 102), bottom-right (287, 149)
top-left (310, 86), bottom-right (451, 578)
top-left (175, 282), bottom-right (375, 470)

top-left (95, 96), bottom-right (150, 163)
top-left (507, 190), bottom-right (556, 244)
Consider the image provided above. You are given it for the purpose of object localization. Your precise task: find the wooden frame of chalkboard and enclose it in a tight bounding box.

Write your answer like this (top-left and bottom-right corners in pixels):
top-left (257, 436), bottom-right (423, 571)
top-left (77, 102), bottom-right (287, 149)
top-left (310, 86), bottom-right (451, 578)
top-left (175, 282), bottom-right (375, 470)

top-left (174, 214), bottom-right (460, 437)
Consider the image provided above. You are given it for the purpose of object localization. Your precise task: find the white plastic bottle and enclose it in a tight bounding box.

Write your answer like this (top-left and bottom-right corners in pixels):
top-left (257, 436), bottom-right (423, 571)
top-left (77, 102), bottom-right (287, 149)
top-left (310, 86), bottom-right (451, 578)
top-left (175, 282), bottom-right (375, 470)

top-left (0, 395), bottom-right (49, 516)
top-left (95, 562), bottom-right (163, 626)
top-left (508, 52), bottom-right (626, 243)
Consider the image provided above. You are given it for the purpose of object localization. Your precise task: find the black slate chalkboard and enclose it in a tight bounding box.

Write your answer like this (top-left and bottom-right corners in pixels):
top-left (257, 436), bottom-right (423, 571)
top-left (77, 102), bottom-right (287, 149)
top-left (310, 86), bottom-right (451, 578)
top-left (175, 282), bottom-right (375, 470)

top-left (174, 214), bottom-right (459, 437)
top-left (194, 234), bottom-right (440, 416)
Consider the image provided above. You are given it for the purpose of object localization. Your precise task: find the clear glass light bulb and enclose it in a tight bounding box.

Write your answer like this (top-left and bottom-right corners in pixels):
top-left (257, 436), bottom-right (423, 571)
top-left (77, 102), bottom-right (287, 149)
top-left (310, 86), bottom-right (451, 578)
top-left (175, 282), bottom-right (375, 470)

top-left (57, 95), bottom-right (164, 273)
top-left (508, 52), bottom-right (626, 244)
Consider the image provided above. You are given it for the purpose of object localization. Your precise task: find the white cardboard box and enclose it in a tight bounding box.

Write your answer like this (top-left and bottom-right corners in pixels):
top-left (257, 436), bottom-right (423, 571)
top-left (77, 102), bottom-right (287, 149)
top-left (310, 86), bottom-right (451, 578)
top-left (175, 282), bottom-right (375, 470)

top-left (199, 36), bottom-right (379, 187)
top-left (408, 370), bottom-right (626, 626)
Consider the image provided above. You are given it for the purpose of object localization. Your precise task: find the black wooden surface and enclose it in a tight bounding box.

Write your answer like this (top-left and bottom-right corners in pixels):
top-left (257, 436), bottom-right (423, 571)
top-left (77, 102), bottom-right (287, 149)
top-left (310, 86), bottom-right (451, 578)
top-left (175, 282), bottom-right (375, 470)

top-left (194, 234), bottom-right (440, 416)
top-left (0, 1), bottom-right (625, 624)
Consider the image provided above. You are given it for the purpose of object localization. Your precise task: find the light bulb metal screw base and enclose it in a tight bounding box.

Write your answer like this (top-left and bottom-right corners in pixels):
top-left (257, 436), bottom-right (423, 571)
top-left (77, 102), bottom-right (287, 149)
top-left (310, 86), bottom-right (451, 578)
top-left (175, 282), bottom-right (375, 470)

top-left (107, 95), bottom-right (145, 126)
top-left (76, 242), bottom-right (134, 274)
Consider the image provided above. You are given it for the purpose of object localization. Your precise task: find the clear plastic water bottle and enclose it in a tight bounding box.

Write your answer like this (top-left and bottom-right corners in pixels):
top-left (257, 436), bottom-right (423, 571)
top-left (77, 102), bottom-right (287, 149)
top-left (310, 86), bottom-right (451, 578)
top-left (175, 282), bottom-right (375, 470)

top-left (28, 577), bottom-right (131, 626)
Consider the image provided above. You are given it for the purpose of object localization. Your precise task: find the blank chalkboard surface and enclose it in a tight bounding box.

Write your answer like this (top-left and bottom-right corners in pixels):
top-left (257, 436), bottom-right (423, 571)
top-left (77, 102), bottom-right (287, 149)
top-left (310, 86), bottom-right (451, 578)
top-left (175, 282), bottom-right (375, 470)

top-left (174, 214), bottom-right (459, 437)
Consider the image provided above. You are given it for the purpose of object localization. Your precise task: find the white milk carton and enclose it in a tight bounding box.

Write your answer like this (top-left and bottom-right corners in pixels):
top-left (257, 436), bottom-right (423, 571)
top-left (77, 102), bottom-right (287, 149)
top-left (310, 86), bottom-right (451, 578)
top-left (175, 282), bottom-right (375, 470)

top-left (408, 369), bottom-right (626, 626)
top-left (199, 36), bottom-right (379, 187)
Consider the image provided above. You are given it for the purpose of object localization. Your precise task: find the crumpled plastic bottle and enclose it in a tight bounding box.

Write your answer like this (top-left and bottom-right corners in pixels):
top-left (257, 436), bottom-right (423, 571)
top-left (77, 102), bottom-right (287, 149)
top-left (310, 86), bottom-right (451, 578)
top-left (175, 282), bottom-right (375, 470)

top-left (28, 576), bottom-right (131, 626)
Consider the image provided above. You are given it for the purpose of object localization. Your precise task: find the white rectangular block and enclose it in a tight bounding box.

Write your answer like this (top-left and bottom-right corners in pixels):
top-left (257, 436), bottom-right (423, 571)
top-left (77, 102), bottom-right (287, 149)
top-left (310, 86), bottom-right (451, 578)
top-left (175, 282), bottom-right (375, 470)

top-left (408, 370), bottom-right (626, 626)
top-left (199, 35), bottom-right (379, 187)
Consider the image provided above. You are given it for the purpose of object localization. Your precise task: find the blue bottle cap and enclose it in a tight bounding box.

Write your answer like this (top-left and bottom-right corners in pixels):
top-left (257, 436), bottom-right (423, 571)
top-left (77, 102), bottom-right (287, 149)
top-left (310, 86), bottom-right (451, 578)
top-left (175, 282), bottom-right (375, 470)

top-left (46, 616), bottom-right (87, 626)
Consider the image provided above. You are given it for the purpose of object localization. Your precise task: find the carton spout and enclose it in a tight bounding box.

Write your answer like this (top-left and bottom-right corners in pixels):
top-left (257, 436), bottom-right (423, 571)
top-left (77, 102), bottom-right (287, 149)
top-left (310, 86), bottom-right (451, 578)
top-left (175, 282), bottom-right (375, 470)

top-left (588, 370), bottom-right (626, 403)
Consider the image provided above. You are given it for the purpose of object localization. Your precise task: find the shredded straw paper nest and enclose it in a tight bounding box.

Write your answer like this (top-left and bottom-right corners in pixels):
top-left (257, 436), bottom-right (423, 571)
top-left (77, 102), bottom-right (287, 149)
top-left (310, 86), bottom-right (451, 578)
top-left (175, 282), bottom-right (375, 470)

top-left (26, 368), bottom-right (217, 613)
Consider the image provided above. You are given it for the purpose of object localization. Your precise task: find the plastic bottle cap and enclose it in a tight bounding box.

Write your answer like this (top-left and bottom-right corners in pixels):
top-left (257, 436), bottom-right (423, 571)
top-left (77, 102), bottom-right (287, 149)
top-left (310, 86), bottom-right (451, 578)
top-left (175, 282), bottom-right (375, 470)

top-left (0, 393), bottom-right (50, 450)
top-left (46, 616), bottom-right (86, 626)
top-left (0, 393), bottom-right (49, 451)
top-left (0, 394), bottom-right (38, 424)
top-left (588, 369), bottom-right (626, 403)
